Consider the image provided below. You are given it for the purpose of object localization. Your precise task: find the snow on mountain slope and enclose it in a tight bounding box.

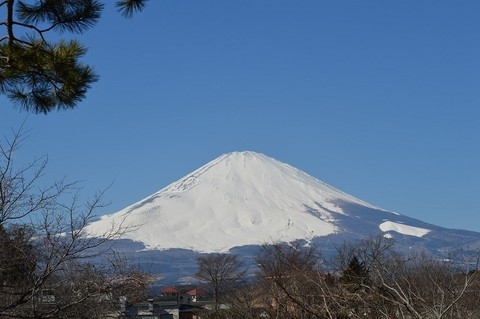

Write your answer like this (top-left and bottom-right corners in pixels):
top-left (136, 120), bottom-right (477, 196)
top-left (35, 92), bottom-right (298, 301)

top-left (379, 221), bottom-right (430, 237)
top-left (86, 151), bottom-right (409, 253)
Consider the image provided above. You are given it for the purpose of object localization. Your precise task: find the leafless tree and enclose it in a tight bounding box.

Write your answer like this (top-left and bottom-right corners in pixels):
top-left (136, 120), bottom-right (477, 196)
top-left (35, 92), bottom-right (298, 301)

top-left (255, 241), bottom-right (331, 319)
top-left (210, 281), bottom-right (267, 319)
top-left (195, 253), bottom-right (247, 313)
top-left (0, 126), bottom-right (152, 318)
top-left (371, 250), bottom-right (480, 319)
top-left (254, 236), bottom-right (480, 319)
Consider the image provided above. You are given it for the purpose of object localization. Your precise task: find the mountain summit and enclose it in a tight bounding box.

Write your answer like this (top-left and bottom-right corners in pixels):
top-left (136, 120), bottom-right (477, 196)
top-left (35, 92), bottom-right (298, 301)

top-left (87, 151), bottom-right (480, 254)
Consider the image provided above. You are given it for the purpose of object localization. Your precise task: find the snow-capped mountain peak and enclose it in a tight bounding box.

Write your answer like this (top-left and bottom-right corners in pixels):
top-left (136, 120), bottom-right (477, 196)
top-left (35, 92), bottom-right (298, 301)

top-left (86, 151), bottom-right (469, 253)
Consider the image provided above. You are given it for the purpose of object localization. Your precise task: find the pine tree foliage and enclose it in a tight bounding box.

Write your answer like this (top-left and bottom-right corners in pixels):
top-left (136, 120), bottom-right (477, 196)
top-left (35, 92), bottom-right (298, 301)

top-left (116, 0), bottom-right (148, 18)
top-left (340, 256), bottom-right (369, 289)
top-left (0, 0), bottom-right (148, 114)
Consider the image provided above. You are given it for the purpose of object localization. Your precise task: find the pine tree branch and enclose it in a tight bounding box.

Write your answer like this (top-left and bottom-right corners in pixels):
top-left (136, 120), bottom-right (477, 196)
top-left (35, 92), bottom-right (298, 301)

top-left (6, 0), bottom-right (14, 46)
top-left (116, 0), bottom-right (147, 18)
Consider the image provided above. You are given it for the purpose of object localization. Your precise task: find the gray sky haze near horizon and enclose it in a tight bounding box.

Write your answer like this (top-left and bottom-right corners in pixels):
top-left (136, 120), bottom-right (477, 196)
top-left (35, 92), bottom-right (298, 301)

top-left (1, 1), bottom-right (479, 232)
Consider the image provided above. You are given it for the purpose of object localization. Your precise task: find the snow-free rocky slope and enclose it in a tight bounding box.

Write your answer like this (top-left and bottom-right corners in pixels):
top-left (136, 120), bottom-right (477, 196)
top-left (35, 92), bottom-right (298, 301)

top-left (87, 151), bottom-right (480, 258)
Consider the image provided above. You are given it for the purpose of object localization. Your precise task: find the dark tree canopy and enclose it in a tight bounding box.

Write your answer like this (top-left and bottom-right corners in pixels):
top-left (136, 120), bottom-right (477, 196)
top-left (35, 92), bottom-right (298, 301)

top-left (340, 256), bottom-right (368, 285)
top-left (0, 224), bottom-right (36, 286)
top-left (0, 0), bottom-right (148, 114)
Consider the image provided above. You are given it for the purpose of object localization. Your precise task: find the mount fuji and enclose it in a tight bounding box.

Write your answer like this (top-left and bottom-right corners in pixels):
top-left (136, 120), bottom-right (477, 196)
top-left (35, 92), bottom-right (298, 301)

top-left (87, 151), bottom-right (480, 281)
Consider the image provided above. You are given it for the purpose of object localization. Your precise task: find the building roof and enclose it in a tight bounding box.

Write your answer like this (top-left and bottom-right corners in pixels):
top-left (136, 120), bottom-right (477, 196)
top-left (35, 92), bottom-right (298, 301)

top-left (186, 288), bottom-right (205, 296)
top-left (161, 286), bottom-right (179, 294)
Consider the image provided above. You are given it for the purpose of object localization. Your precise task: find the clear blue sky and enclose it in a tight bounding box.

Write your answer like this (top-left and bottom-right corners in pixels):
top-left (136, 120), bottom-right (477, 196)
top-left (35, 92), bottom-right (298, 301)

top-left (2, 1), bottom-right (479, 232)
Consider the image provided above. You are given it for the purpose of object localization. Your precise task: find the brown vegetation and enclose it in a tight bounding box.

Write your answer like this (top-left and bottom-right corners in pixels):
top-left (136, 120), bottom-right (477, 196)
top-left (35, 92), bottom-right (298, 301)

top-left (0, 127), bottom-right (153, 318)
top-left (204, 237), bottom-right (480, 319)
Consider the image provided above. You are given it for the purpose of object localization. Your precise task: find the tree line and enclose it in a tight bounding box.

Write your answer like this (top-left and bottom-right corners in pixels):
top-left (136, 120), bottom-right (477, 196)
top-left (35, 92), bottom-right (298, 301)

top-left (196, 238), bottom-right (480, 319)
